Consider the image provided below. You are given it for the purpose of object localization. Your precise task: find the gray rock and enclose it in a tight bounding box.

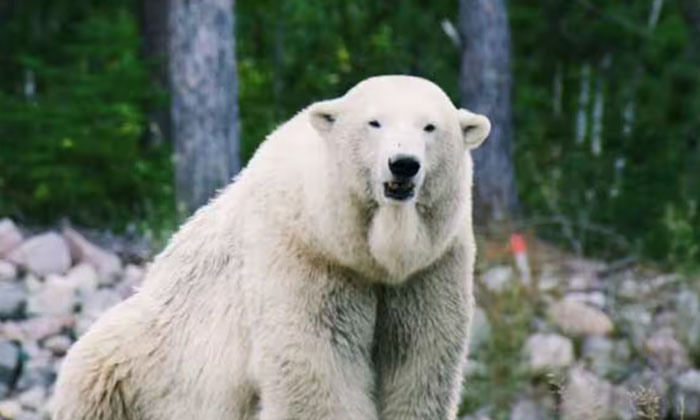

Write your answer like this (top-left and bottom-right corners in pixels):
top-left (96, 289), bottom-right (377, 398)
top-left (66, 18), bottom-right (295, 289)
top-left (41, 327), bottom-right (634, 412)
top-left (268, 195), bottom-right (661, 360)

top-left (537, 264), bottom-right (561, 293)
top-left (115, 264), bottom-right (145, 298)
top-left (76, 289), bottom-right (122, 335)
top-left (618, 304), bottom-right (653, 350)
top-left (0, 219), bottom-right (23, 257)
top-left (17, 386), bottom-right (46, 411)
top-left (63, 228), bottom-right (122, 286)
top-left (0, 340), bottom-right (20, 398)
top-left (0, 282), bottom-right (27, 320)
top-left (644, 327), bottom-right (688, 371)
top-left (42, 335), bottom-right (72, 356)
top-left (0, 399), bottom-right (22, 419)
top-left (63, 263), bottom-right (99, 298)
top-left (676, 289), bottom-right (700, 352)
top-left (509, 399), bottom-right (546, 420)
top-left (524, 333), bottom-right (574, 372)
top-left (10, 316), bottom-right (74, 342)
top-left (7, 233), bottom-right (71, 277)
top-left (14, 412), bottom-right (44, 420)
top-left (562, 291), bottom-right (606, 309)
top-left (677, 369), bottom-right (700, 394)
top-left (549, 298), bottom-right (613, 336)
top-left (582, 336), bottom-right (631, 378)
top-left (27, 276), bottom-right (77, 317)
top-left (469, 306), bottom-right (491, 353)
top-left (14, 353), bottom-right (54, 392)
top-left (561, 366), bottom-right (612, 420)
top-left (481, 266), bottom-right (514, 293)
top-left (0, 261), bottom-right (17, 282)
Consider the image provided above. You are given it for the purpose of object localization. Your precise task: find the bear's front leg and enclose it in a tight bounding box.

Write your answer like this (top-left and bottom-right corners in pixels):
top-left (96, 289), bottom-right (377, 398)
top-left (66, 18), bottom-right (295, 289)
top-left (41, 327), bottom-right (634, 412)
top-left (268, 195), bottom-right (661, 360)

top-left (251, 270), bottom-right (379, 420)
top-left (374, 244), bottom-right (473, 420)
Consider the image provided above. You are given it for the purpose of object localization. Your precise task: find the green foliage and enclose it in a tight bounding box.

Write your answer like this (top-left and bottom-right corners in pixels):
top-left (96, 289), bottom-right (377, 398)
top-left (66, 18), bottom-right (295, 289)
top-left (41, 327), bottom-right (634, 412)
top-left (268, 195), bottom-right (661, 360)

top-left (0, 1), bottom-right (173, 230)
top-left (510, 1), bottom-right (700, 270)
top-left (0, 0), bottom-right (697, 271)
top-left (460, 279), bottom-right (534, 419)
top-left (236, 0), bottom-right (458, 162)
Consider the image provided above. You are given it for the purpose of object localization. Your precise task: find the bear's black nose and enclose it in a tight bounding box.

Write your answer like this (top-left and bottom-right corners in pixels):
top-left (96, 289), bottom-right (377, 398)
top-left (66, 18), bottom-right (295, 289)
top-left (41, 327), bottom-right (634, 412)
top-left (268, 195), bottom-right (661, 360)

top-left (388, 155), bottom-right (421, 178)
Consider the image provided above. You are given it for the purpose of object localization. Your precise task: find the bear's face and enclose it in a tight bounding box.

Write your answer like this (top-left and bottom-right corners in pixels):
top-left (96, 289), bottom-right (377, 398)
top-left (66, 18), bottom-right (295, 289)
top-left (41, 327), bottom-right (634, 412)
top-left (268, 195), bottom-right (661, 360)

top-left (309, 76), bottom-right (490, 207)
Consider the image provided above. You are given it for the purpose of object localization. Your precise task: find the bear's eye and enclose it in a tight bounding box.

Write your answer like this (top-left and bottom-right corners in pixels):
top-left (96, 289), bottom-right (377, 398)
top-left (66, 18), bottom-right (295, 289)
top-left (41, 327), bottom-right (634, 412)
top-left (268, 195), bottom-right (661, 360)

top-left (424, 123), bottom-right (436, 133)
top-left (368, 120), bottom-right (381, 128)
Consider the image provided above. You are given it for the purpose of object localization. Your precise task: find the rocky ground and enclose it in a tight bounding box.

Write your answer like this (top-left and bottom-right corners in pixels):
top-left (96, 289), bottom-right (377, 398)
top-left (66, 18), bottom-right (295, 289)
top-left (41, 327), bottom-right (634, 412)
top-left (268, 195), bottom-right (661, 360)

top-left (0, 217), bottom-right (699, 420)
top-left (464, 240), bottom-right (700, 420)
top-left (0, 219), bottom-right (145, 419)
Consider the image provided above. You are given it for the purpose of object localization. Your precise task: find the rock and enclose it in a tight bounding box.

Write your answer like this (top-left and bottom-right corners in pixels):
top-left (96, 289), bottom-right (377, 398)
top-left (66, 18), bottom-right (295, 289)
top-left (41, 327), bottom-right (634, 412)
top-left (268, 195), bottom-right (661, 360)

top-left (0, 399), bottom-right (22, 419)
top-left (469, 307), bottom-right (491, 353)
top-left (63, 263), bottom-right (99, 297)
top-left (609, 386), bottom-right (636, 420)
top-left (644, 327), bottom-right (688, 371)
top-left (115, 264), bottom-right (145, 298)
top-left (581, 336), bottom-right (631, 378)
top-left (0, 283), bottom-right (27, 320)
top-left (27, 276), bottom-right (76, 317)
top-left (677, 369), bottom-right (700, 394)
top-left (481, 266), bottom-right (514, 293)
top-left (0, 220), bottom-right (23, 257)
top-left (8, 316), bottom-right (74, 342)
top-left (7, 233), bottom-right (71, 277)
top-left (561, 291), bottom-right (606, 309)
top-left (524, 333), bottom-right (574, 372)
top-left (42, 335), bottom-right (72, 356)
top-left (17, 386), bottom-right (46, 411)
top-left (14, 412), bottom-right (43, 420)
top-left (537, 265), bottom-right (561, 293)
top-left (509, 399), bottom-right (547, 420)
top-left (676, 289), bottom-right (700, 352)
top-left (14, 352), bottom-right (54, 392)
top-left (549, 298), bottom-right (613, 336)
top-left (76, 289), bottom-right (122, 335)
top-left (63, 227), bottom-right (122, 285)
top-left (0, 261), bottom-right (17, 282)
top-left (561, 366), bottom-right (612, 420)
top-left (618, 304), bottom-right (653, 350)
top-left (0, 340), bottom-right (20, 398)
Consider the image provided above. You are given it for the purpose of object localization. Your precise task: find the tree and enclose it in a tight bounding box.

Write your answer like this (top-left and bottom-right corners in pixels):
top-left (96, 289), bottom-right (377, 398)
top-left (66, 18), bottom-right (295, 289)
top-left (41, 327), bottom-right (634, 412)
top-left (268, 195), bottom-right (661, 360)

top-left (458, 0), bottom-right (518, 225)
top-left (168, 0), bottom-right (240, 217)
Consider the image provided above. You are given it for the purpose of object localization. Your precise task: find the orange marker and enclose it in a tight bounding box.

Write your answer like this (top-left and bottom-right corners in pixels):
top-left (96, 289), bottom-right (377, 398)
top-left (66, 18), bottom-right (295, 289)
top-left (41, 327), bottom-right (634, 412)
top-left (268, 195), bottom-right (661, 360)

top-left (510, 233), bottom-right (531, 286)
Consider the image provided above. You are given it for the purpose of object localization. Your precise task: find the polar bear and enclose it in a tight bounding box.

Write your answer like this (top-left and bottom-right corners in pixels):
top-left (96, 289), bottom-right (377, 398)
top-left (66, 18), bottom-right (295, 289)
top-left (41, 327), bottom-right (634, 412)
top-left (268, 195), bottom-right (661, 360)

top-left (51, 75), bottom-right (491, 420)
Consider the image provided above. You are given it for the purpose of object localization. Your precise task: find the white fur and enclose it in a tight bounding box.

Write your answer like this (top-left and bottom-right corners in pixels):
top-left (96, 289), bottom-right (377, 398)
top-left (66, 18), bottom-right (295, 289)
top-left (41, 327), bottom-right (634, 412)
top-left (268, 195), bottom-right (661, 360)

top-left (51, 75), bottom-right (491, 420)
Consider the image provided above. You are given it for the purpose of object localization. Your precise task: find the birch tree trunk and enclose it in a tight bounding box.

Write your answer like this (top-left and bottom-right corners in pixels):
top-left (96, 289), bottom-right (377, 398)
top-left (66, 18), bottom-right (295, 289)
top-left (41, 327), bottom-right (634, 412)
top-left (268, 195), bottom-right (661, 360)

top-left (168, 0), bottom-right (240, 217)
top-left (458, 0), bottom-right (518, 225)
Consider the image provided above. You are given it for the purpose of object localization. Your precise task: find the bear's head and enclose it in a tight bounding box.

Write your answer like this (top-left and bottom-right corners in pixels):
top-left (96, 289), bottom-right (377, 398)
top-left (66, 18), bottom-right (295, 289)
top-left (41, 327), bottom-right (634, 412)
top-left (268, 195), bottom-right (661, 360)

top-left (306, 75), bottom-right (491, 281)
top-left (309, 75), bottom-right (489, 208)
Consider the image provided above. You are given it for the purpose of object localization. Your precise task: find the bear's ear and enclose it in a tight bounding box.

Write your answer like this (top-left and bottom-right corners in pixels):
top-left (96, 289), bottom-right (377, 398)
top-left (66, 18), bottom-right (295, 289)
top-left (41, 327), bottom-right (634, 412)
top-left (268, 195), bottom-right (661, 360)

top-left (458, 109), bottom-right (491, 150)
top-left (309, 98), bottom-right (344, 134)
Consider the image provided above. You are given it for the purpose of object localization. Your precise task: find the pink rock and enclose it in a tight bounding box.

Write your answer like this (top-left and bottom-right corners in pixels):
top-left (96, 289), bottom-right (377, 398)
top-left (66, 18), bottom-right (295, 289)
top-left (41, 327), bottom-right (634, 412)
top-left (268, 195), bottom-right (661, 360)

top-left (62, 228), bottom-right (122, 285)
top-left (0, 219), bottom-right (23, 257)
top-left (7, 233), bottom-right (71, 277)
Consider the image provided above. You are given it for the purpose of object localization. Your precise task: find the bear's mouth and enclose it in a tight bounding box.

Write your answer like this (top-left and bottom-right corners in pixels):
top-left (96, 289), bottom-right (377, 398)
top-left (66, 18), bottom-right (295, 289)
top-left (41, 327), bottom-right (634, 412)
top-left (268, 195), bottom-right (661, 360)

top-left (383, 180), bottom-right (415, 201)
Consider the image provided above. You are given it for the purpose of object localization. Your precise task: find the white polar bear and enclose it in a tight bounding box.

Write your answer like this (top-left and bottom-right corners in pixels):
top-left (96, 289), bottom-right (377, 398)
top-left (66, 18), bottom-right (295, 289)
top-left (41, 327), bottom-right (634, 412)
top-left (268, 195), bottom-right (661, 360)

top-left (51, 75), bottom-right (491, 420)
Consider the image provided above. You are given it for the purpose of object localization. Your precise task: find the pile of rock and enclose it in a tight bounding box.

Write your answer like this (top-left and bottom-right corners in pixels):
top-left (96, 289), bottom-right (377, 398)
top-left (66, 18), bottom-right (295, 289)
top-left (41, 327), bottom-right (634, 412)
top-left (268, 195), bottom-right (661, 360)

top-left (468, 256), bottom-right (700, 420)
top-left (0, 219), bottom-right (145, 420)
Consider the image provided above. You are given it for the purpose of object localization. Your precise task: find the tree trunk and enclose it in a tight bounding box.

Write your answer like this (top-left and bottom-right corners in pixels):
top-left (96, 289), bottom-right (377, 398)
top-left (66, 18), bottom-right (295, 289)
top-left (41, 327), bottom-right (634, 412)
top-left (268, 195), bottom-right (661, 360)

top-left (168, 0), bottom-right (240, 217)
top-left (138, 0), bottom-right (170, 147)
top-left (458, 0), bottom-right (518, 225)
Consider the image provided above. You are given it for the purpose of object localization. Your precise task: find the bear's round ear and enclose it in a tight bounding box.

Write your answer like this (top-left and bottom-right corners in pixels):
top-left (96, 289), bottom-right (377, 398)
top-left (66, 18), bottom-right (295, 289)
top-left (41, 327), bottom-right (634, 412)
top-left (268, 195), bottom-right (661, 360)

top-left (458, 109), bottom-right (491, 150)
top-left (309, 98), bottom-right (344, 134)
